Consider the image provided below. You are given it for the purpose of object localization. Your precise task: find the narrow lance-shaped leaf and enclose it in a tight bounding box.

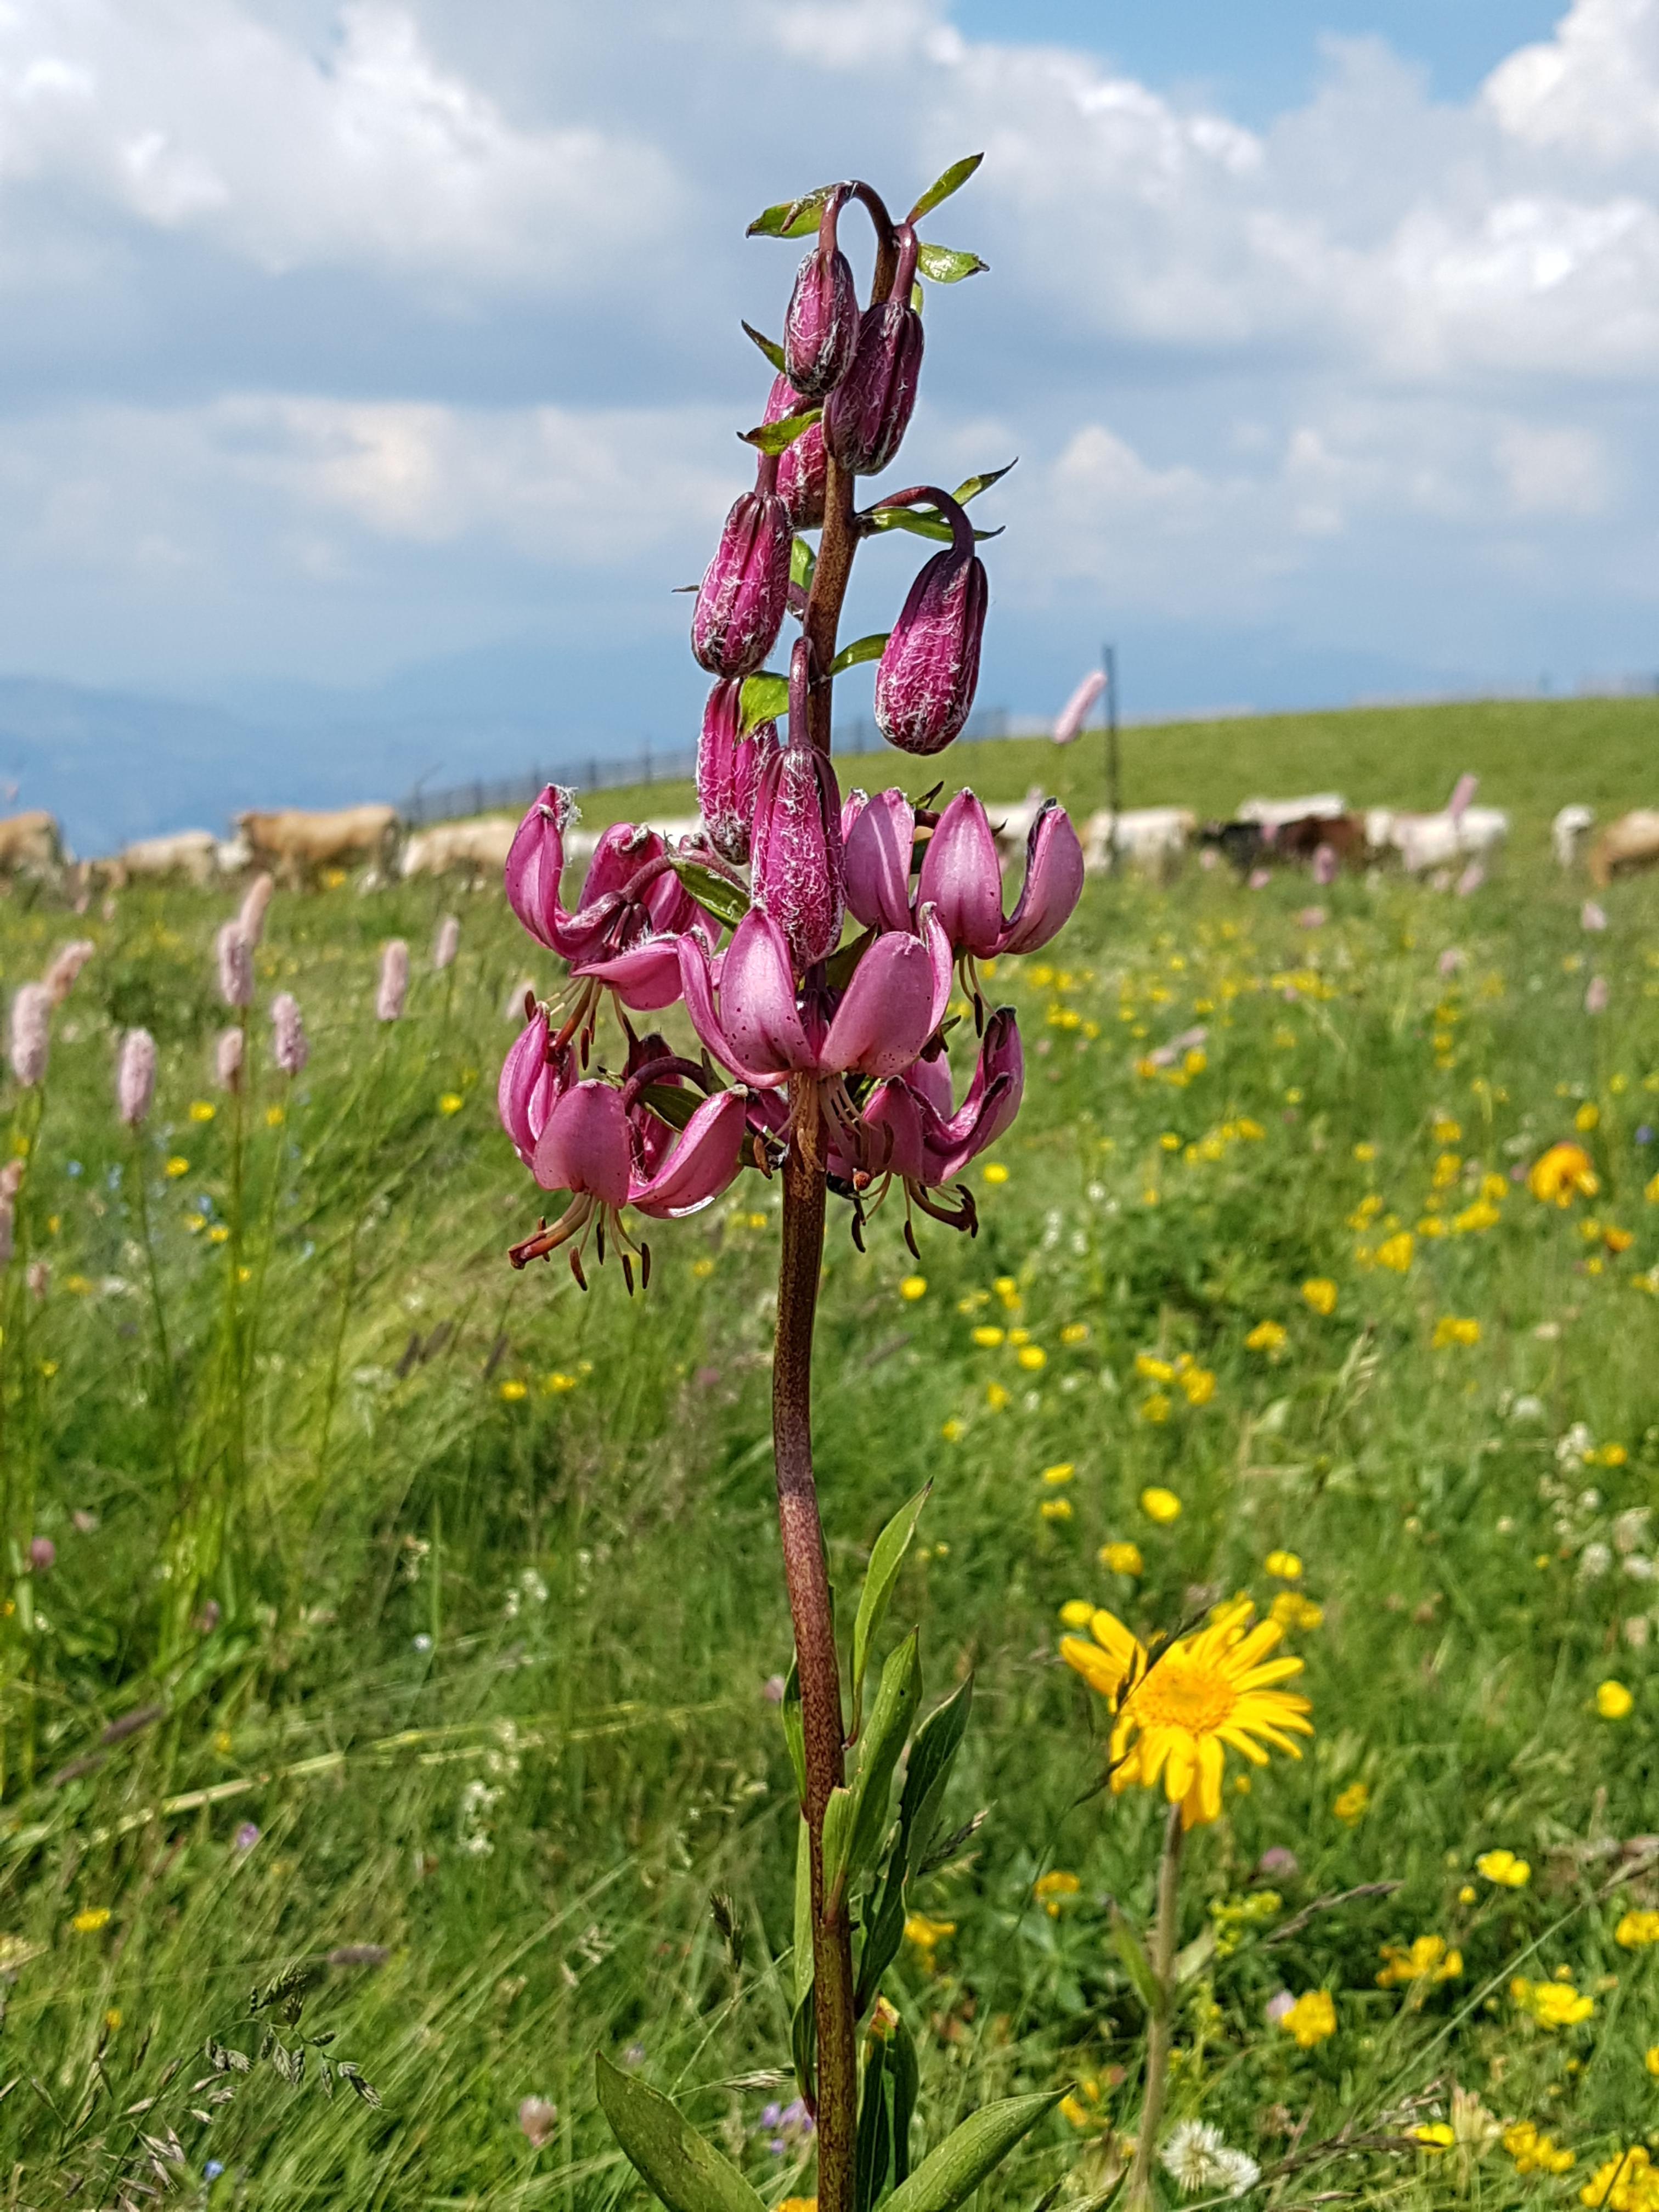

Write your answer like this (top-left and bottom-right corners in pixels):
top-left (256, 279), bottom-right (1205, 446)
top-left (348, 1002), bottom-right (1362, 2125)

top-left (883, 2090), bottom-right (1068, 2212)
top-left (952, 459), bottom-right (1017, 505)
top-left (863, 506), bottom-right (1005, 546)
top-left (916, 243), bottom-right (989, 284)
top-left (1110, 1905), bottom-right (1163, 2015)
top-left (854, 2036), bottom-right (890, 2212)
top-left (791, 537), bottom-right (817, 595)
top-left (889, 2012), bottom-right (919, 2188)
top-left (830, 633), bottom-right (890, 678)
top-left (853, 1830), bottom-right (909, 2017)
top-left (1174, 1923), bottom-right (1219, 1988)
top-left (898, 1676), bottom-right (972, 1880)
top-left (667, 857), bottom-right (751, 933)
top-left (741, 407), bottom-right (822, 457)
top-left (748, 184), bottom-right (836, 239)
top-left (739, 673), bottom-right (790, 735)
top-left (846, 1630), bottom-right (922, 1881)
top-left (741, 321), bottom-right (787, 373)
top-left (791, 1985), bottom-right (816, 2111)
top-left (595, 2056), bottom-right (768, 2212)
top-left (793, 1813), bottom-right (814, 2008)
top-left (851, 1483), bottom-right (930, 1736)
top-left (821, 1783), bottom-right (857, 1910)
top-left (906, 152), bottom-right (984, 225)
top-left (781, 1654), bottom-right (805, 1805)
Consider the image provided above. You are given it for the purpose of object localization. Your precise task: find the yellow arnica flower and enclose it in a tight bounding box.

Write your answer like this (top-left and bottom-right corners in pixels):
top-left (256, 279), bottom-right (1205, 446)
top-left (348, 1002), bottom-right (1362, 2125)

top-left (1580, 2145), bottom-right (1659, 2210)
top-left (1530, 1141), bottom-right (1599, 1206)
top-left (1378, 1934), bottom-right (1462, 1988)
top-left (1511, 1976), bottom-right (1594, 2028)
top-left (1066, 1601), bottom-right (1312, 1830)
top-left (1616, 1910), bottom-right (1659, 1948)
top-left (1140, 1487), bottom-right (1182, 1525)
top-left (1476, 1847), bottom-right (1531, 1888)
top-left (1279, 1989), bottom-right (1336, 2047)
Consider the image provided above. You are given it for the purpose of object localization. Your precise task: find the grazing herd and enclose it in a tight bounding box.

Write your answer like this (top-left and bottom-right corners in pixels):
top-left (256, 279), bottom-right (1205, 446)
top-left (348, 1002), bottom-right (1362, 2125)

top-left (0, 778), bottom-right (1655, 904)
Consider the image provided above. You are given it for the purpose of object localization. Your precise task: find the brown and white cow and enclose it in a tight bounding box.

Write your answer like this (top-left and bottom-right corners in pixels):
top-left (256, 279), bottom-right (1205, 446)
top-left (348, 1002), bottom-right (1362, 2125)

top-left (235, 804), bottom-right (399, 883)
top-left (1588, 810), bottom-right (1659, 889)
top-left (399, 816), bottom-right (520, 881)
top-left (0, 810), bottom-right (64, 878)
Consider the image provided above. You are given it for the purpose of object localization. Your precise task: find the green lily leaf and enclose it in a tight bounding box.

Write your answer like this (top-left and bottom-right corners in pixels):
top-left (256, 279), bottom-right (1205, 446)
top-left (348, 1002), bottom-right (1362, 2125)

top-left (739, 673), bottom-right (789, 735)
top-left (741, 407), bottom-right (822, 457)
top-left (864, 506), bottom-right (1004, 546)
top-left (953, 459), bottom-right (1017, 504)
top-left (916, 242), bottom-right (988, 284)
top-left (847, 1630), bottom-right (922, 1880)
top-left (748, 185), bottom-right (835, 239)
top-left (741, 321), bottom-right (787, 373)
top-left (906, 153), bottom-right (984, 226)
top-left (667, 856), bottom-right (750, 931)
top-left (791, 536), bottom-right (817, 595)
top-left (1110, 1905), bottom-right (1163, 2015)
top-left (851, 1484), bottom-right (930, 1735)
top-left (781, 1654), bottom-right (805, 1805)
top-left (822, 1783), bottom-right (856, 1909)
top-left (639, 1084), bottom-right (702, 1133)
top-left (793, 1813), bottom-right (814, 2007)
top-left (898, 1676), bottom-right (972, 1880)
top-left (883, 2089), bottom-right (1067, 2212)
top-left (595, 2055), bottom-right (766, 2212)
top-left (831, 632), bottom-right (890, 678)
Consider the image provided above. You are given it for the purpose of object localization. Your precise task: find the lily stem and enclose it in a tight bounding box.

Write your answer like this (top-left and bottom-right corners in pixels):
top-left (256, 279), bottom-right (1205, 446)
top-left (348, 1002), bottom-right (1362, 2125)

top-left (1125, 1805), bottom-right (1186, 2212)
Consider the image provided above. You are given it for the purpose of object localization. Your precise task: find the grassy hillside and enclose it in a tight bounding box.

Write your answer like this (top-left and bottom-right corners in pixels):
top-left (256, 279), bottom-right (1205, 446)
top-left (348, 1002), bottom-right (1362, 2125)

top-left (0, 712), bottom-right (1657, 2205)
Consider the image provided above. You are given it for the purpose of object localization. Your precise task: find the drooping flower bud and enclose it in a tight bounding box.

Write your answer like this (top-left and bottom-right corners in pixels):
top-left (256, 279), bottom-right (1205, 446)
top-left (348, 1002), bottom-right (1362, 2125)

top-left (116, 1028), bottom-right (156, 1127)
top-left (873, 489), bottom-right (986, 755)
top-left (762, 371), bottom-right (827, 530)
top-left (843, 788), bottom-right (917, 933)
top-left (433, 915), bottom-right (460, 971)
top-left (498, 1006), bottom-right (567, 1171)
top-left (697, 679), bottom-right (778, 866)
top-left (749, 641), bottom-right (845, 972)
top-left (270, 991), bottom-right (308, 1076)
top-left (9, 983), bottom-right (50, 1088)
top-left (376, 939), bottom-right (409, 1022)
top-left (216, 1026), bottom-right (244, 1092)
top-left (238, 872), bottom-right (274, 948)
top-left (825, 224), bottom-right (923, 477)
top-left (691, 455), bottom-right (793, 679)
top-left (216, 921), bottom-right (253, 1009)
top-left (783, 185), bottom-right (859, 401)
top-left (44, 939), bottom-right (95, 1007)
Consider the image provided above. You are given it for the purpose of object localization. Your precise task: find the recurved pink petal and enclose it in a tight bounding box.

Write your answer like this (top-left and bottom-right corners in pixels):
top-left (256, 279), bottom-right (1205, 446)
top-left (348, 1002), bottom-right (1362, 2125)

top-left (997, 801), bottom-right (1085, 956)
top-left (630, 1088), bottom-right (748, 1218)
top-left (844, 788), bottom-right (917, 933)
top-left (716, 909), bottom-right (816, 1077)
top-left (532, 1081), bottom-right (631, 1205)
top-left (504, 786), bottom-right (572, 951)
top-left (822, 928), bottom-right (938, 1077)
top-left (926, 1008), bottom-right (1024, 1177)
top-left (498, 1008), bottom-right (563, 1168)
top-left (916, 789), bottom-right (1004, 958)
top-left (677, 923), bottom-right (794, 1088)
top-left (575, 938), bottom-right (686, 1012)
top-left (919, 906), bottom-right (954, 1035)
top-left (857, 1079), bottom-right (928, 1181)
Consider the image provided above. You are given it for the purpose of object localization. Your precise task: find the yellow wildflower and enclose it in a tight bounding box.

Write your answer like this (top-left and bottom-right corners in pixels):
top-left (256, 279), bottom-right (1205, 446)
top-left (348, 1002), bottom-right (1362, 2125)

top-left (1140, 1392), bottom-right (1172, 1424)
top-left (1580, 2148), bottom-right (1659, 2210)
top-left (499, 1380), bottom-right (528, 1402)
top-left (1245, 1319), bottom-right (1287, 1352)
top-left (1376, 1232), bottom-right (1414, 1272)
top-left (1576, 1102), bottom-right (1601, 1132)
top-left (1377, 1934), bottom-right (1463, 1988)
top-left (1476, 1848), bottom-right (1531, 1888)
top-left (1279, 1990), bottom-right (1336, 2047)
top-left (1531, 1141), bottom-right (1599, 1206)
top-left (164, 1156), bottom-right (190, 1179)
top-left (187, 1100), bottom-right (215, 1123)
top-left (1179, 1365), bottom-right (1216, 1405)
top-left (1503, 2121), bottom-right (1575, 2176)
top-left (1511, 1976), bottom-right (1594, 2027)
top-left (1059, 1600), bottom-right (1096, 1629)
top-left (982, 1162), bottom-right (1009, 1185)
top-left (1264, 1550), bottom-right (1303, 1580)
top-left (1060, 1322), bottom-right (1090, 1345)
top-left (1099, 1542), bottom-right (1144, 1577)
top-left (899, 1274), bottom-right (927, 1301)
top-left (1017, 1345), bottom-right (1047, 1371)
top-left (1616, 1911), bottom-right (1659, 1948)
top-left (1414, 2124), bottom-right (1456, 2149)
top-left (1041, 1463), bottom-right (1075, 1487)
top-left (1135, 1353), bottom-right (1173, 1382)
top-left (1139, 1487), bottom-right (1182, 1524)
top-left (71, 1909), bottom-right (111, 1934)
top-left (1271, 1591), bottom-right (1324, 1632)
top-left (1432, 1316), bottom-right (1481, 1348)
top-left (972, 1325), bottom-right (1005, 1347)
top-left (438, 1092), bottom-right (464, 1115)
top-left (1301, 1278), bottom-right (1337, 1316)
top-left (1596, 1679), bottom-right (1634, 1720)
top-left (1333, 1781), bottom-right (1370, 1825)
top-left (1034, 1870), bottom-right (1081, 1917)
top-left (986, 1382), bottom-right (1011, 1411)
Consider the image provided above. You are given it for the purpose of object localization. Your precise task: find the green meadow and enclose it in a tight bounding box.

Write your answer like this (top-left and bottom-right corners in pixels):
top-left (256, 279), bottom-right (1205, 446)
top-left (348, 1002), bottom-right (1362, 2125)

top-left (1, 694), bottom-right (1658, 2208)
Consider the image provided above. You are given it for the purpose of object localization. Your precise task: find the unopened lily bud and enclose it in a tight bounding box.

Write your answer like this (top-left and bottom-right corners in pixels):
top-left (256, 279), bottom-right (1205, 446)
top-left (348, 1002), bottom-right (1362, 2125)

top-left (784, 185), bottom-right (859, 400)
top-left (825, 224), bottom-right (923, 477)
top-left (9, 983), bottom-right (50, 1088)
top-left (433, 915), bottom-right (460, 971)
top-left (238, 872), bottom-right (274, 948)
top-left (763, 371), bottom-right (827, 530)
top-left (270, 991), bottom-right (308, 1076)
top-left (216, 922), bottom-right (253, 1009)
top-left (44, 938), bottom-right (95, 1007)
top-left (691, 455), bottom-right (793, 679)
top-left (216, 1026), bottom-right (244, 1092)
top-left (376, 939), bottom-right (409, 1022)
top-left (116, 1028), bottom-right (156, 1127)
top-left (874, 489), bottom-right (986, 755)
top-left (750, 640), bottom-right (845, 970)
top-left (697, 679), bottom-right (778, 866)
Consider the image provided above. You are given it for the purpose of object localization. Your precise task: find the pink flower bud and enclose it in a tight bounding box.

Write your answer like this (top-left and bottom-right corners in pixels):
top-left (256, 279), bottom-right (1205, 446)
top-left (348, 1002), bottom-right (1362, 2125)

top-left (777, 414), bottom-right (827, 531)
top-left (376, 939), bottom-right (409, 1022)
top-left (844, 788), bottom-right (917, 933)
top-left (238, 872), bottom-right (274, 948)
top-left (433, 915), bottom-right (460, 970)
top-left (873, 490), bottom-right (987, 755)
top-left (270, 991), bottom-right (308, 1076)
top-left (9, 982), bottom-right (50, 1087)
top-left (116, 1028), bottom-right (156, 1127)
top-left (697, 679), bottom-right (778, 865)
top-left (216, 1026), bottom-right (244, 1092)
top-left (29, 1536), bottom-right (54, 1572)
top-left (825, 225), bottom-right (923, 477)
top-left (691, 455), bottom-right (793, 679)
top-left (783, 185), bottom-right (859, 400)
top-left (44, 938), bottom-right (95, 1007)
top-left (216, 922), bottom-right (253, 1009)
top-left (1053, 669), bottom-right (1105, 745)
top-left (749, 642), bottom-right (845, 970)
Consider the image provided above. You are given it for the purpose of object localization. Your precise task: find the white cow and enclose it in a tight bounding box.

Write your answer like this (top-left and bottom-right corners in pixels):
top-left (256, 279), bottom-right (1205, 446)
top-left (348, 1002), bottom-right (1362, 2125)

top-left (400, 816), bottom-right (520, 879)
top-left (1238, 792), bottom-right (1346, 828)
top-left (1553, 805), bottom-right (1596, 870)
top-left (1369, 805), bottom-right (1510, 873)
top-left (117, 830), bottom-right (221, 887)
top-left (1081, 806), bottom-right (1195, 873)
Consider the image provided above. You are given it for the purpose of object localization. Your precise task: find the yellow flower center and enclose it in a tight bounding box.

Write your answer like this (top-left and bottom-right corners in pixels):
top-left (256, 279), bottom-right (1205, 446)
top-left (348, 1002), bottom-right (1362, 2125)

top-left (1132, 1649), bottom-right (1237, 1736)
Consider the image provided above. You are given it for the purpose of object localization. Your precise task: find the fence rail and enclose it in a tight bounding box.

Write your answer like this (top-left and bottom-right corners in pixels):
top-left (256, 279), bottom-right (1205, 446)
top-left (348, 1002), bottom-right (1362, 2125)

top-left (398, 707), bottom-right (1014, 828)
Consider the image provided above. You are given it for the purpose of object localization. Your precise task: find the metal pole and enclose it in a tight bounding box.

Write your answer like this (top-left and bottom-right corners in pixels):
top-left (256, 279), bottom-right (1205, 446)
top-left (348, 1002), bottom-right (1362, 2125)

top-left (1104, 641), bottom-right (1120, 876)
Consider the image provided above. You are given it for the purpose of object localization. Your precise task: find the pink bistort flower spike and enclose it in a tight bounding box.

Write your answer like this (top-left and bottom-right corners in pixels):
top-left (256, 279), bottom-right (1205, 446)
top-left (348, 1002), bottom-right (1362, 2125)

top-left (270, 991), bottom-right (308, 1076)
top-left (238, 872), bottom-right (274, 948)
top-left (216, 921), bottom-right (253, 1009)
top-left (873, 489), bottom-right (988, 757)
top-left (376, 939), bottom-right (409, 1022)
top-left (843, 788), bottom-right (917, 934)
top-left (691, 453), bottom-right (794, 679)
top-left (9, 983), bottom-right (51, 1088)
top-left (44, 939), bottom-right (96, 1007)
top-left (116, 1029), bottom-right (156, 1127)
top-left (433, 915), bottom-right (461, 970)
top-left (216, 1026), bottom-right (244, 1092)
top-left (750, 641), bottom-right (845, 972)
top-left (1053, 669), bottom-right (1106, 746)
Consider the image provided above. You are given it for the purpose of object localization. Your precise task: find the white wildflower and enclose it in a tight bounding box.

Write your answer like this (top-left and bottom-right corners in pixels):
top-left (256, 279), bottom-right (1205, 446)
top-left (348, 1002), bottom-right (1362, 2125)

top-left (1161, 2120), bottom-right (1257, 2197)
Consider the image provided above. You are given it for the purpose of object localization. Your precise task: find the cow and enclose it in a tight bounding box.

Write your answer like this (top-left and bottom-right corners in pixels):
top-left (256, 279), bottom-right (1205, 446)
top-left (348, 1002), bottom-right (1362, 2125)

top-left (234, 804), bottom-right (399, 884)
top-left (1238, 792), bottom-right (1346, 828)
top-left (114, 830), bottom-right (221, 888)
top-left (399, 816), bottom-right (520, 882)
top-left (1588, 810), bottom-right (1659, 888)
top-left (986, 785), bottom-right (1051, 866)
top-left (1369, 805), bottom-right (1509, 873)
top-left (0, 810), bottom-right (64, 878)
top-left (1202, 813), bottom-right (1367, 874)
top-left (1081, 806), bottom-right (1195, 875)
top-left (1553, 805), bottom-right (1596, 870)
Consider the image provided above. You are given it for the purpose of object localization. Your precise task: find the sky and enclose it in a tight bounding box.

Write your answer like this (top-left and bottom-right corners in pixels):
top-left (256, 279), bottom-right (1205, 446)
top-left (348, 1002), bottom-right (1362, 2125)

top-left (4, 0), bottom-right (1659, 808)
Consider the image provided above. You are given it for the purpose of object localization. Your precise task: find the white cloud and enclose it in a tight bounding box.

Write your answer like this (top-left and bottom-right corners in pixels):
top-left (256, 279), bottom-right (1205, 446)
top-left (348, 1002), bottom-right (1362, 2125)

top-left (1496, 421), bottom-right (1612, 514)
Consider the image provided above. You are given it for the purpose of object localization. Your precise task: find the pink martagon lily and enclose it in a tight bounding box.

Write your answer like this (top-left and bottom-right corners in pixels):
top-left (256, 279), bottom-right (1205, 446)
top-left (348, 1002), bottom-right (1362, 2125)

top-left (843, 788), bottom-right (917, 935)
top-left (498, 1005), bottom-right (571, 1170)
top-left (504, 785), bottom-right (715, 1011)
top-left (917, 788), bottom-right (1084, 960)
top-left (851, 1007), bottom-right (1024, 1186)
top-left (677, 906), bottom-right (951, 1091)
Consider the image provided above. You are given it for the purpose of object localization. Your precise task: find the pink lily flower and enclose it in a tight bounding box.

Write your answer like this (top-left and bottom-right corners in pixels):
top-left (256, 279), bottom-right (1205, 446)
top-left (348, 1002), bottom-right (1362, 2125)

top-left (843, 788), bottom-right (918, 935)
top-left (498, 1005), bottom-right (570, 1171)
top-left (917, 789), bottom-right (1084, 962)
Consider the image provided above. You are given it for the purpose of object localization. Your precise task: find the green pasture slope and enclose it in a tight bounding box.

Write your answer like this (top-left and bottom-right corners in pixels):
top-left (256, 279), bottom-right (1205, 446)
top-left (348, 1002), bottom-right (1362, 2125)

top-left (0, 696), bottom-right (1657, 2207)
